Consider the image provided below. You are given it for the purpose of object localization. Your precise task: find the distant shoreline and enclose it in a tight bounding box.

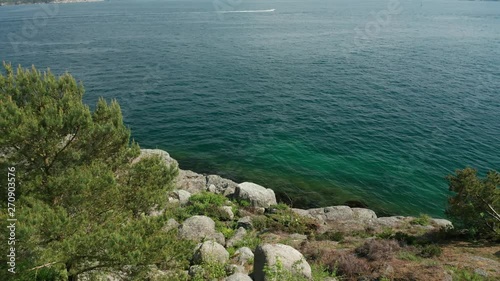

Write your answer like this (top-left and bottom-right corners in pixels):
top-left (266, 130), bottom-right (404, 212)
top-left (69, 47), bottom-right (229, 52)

top-left (0, 0), bottom-right (104, 6)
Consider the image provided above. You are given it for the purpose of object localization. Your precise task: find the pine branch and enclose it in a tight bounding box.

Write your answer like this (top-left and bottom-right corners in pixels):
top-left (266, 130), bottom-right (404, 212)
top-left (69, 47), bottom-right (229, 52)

top-left (29, 261), bottom-right (61, 271)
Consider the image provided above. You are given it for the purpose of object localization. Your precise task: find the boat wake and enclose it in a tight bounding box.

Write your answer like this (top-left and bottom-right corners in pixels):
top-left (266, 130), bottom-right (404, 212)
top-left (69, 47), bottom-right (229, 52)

top-left (218, 9), bottom-right (275, 13)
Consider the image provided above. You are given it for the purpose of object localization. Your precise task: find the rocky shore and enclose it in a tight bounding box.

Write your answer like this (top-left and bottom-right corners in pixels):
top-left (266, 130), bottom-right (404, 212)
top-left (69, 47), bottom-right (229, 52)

top-left (132, 149), bottom-right (500, 281)
top-left (142, 149), bottom-right (453, 231)
top-left (60, 147), bottom-right (500, 280)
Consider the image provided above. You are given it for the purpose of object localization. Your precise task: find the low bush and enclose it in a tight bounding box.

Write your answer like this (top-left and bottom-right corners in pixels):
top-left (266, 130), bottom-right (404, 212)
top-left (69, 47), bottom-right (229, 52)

top-left (191, 261), bottom-right (227, 281)
top-left (393, 231), bottom-right (418, 246)
top-left (411, 214), bottom-right (432, 226)
top-left (418, 244), bottom-right (442, 258)
top-left (377, 228), bottom-right (395, 239)
top-left (185, 192), bottom-right (232, 220)
top-left (232, 232), bottom-right (262, 251)
top-left (315, 231), bottom-right (345, 242)
top-left (263, 258), bottom-right (311, 281)
top-left (355, 239), bottom-right (401, 261)
top-left (267, 208), bottom-right (320, 235)
top-left (334, 253), bottom-right (371, 279)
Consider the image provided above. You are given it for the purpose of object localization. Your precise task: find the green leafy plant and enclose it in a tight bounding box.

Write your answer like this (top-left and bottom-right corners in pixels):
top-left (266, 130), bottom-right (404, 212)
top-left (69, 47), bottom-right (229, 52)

top-left (315, 231), bottom-right (344, 242)
top-left (0, 64), bottom-right (180, 280)
top-left (446, 167), bottom-right (500, 239)
top-left (191, 261), bottom-right (227, 281)
top-left (182, 192), bottom-right (231, 221)
top-left (418, 244), bottom-right (442, 258)
top-left (411, 214), bottom-right (431, 226)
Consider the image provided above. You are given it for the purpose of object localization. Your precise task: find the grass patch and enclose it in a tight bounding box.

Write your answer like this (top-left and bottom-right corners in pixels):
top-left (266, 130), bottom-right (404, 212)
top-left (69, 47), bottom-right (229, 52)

top-left (397, 250), bottom-right (422, 262)
top-left (315, 231), bottom-right (344, 242)
top-left (251, 208), bottom-right (319, 235)
top-left (447, 266), bottom-right (488, 281)
top-left (232, 231), bottom-right (262, 251)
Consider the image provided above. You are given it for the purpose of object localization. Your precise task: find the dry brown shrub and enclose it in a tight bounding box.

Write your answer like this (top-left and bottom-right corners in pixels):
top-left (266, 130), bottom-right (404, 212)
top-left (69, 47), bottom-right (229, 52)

top-left (335, 252), bottom-right (371, 279)
top-left (355, 239), bottom-right (401, 261)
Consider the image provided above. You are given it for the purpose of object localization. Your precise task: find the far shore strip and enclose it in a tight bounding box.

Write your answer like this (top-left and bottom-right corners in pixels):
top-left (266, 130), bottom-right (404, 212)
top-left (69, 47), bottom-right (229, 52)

top-left (0, 0), bottom-right (104, 6)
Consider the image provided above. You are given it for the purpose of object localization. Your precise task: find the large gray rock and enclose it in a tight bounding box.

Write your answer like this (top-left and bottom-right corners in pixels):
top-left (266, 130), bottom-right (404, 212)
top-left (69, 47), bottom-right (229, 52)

top-left (173, 190), bottom-right (192, 206)
top-left (305, 206), bottom-right (355, 222)
top-left (226, 227), bottom-right (247, 248)
top-left (307, 208), bottom-right (328, 222)
top-left (234, 247), bottom-right (254, 265)
top-left (431, 218), bottom-right (453, 229)
top-left (221, 206), bottom-right (235, 221)
top-left (237, 216), bottom-right (253, 229)
top-left (162, 218), bottom-right (180, 232)
top-left (179, 215), bottom-right (223, 243)
top-left (207, 175), bottom-right (238, 196)
top-left (134, 149), bottom-right (178, 168)
top-left (176, 170), bottom-right (207, 194)
top-left (291, 208), bottom-right (314, 219)
top-left (193, 241), bottom-right (229, 264)
top-left (352, 208), bottom-right (377, 220)
top-left (253, 244), bottom-right (312, 281)
top-left (376, 216), bottom-right (405, 228)
top-left (234, 182), bottom-right (277, 208)
top-left (324, 206), bottom-right (355, 221)
top-left (225, 273), bottom-right (253, 281)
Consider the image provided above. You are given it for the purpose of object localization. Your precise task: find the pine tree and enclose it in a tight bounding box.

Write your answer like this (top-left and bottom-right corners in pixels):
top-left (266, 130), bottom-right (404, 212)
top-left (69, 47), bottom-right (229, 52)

top-left (0, 64), bottom-right (188, 280)
top-left (446, 167), bottom-right (500, 239)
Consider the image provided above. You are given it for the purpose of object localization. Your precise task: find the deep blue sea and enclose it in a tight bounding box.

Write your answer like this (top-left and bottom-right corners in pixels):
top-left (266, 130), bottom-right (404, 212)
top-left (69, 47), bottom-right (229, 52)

top-left (1, 0), bottom-right (499, 217)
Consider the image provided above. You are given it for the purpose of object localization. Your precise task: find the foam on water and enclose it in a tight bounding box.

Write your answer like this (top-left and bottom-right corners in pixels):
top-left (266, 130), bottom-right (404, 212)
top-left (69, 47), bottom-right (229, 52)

top-left (218, 9), bottom-right (275, 13)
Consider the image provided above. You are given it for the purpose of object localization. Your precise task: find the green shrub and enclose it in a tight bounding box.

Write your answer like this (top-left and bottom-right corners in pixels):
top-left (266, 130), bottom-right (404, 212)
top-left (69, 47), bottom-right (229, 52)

top-left (184, 192), bottom-right (232, 220)
top-left (252, 215), bottom-right (270, 230)
top-left (377, 228), bottom-right (394, 239)
top-left (418, 244), bottom-right (442, 258)
top-left (311, 263), bottom-right (338, 280)
top-left (411, 214), bottom-right (431, 226)
top-left (315, 231), bottom-right (344, 242)
top-left (217, 224), bottom-right (236, 239)
top-left (275, 202), bottom-right (290, 210)
top-left (267, 208), bottom-right (319, 235)
top-left (448, 267), bottom-right (487, 281)
top-left (446, 168), bottom-right (500, 240)
top-left (393, 232), bottom-right (418, 246)
top-left (191, 261), bottom-right (227, 281)
top-left (237, 200), bottom-right (251, 208)
top-left (263, 258), bottom-right (311, 281)
top-left (232, 232), bottom-right (262, 251)
top-left (189, 192), bottom-right (227, 206)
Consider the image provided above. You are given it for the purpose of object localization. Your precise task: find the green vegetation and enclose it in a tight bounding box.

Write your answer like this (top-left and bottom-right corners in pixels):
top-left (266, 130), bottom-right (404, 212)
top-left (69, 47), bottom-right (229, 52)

top-left (447, 266), bottom-right (489, 281)
top-left (230, 231), bottom-right (262, 251)
top-left (397, 251), bottom-right (421, 261)
top-left (446, 168), bottom-right (500, 239)
top-left (251, 205), bottom-right (319, 235)
top-left (0, 64), bottom-right (188, 280)
top-left (191, 261), bottom-right (227, 281)
top-left (262, 258), bottom-right (329, 281)
top-left (314, 231), bottom-right (345, 242)
top-left (418, 244), bottom-right (442, 258)
top-left (411, 214), bottom-right (431, 226)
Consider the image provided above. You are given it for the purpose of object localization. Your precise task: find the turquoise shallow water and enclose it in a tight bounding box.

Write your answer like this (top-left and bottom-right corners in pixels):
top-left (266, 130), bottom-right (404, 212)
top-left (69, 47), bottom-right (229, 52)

top-left (1, 0), bottom-right (499, 217)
